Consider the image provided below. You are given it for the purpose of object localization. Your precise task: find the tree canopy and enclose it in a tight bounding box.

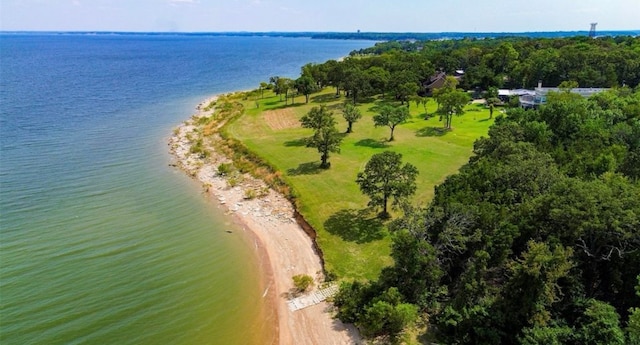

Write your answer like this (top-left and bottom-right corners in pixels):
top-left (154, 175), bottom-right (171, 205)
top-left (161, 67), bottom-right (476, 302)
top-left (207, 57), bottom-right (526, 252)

top-left (356, 151), bottom-right (418, 218)
top-left (300, 105), bottom-right (343, 169)
top-left (373, 105), bottom-right (411, 141)
top-left (341, 103), bottom-right (362, 133)
top-left (295, 75), bottom-right (318, 103)
top-left (336, 88), bottom-right (640, 343)
top-left (433, 78), bottom-right (470, 129)
top-left (351, 35), bottom-right (640, 90)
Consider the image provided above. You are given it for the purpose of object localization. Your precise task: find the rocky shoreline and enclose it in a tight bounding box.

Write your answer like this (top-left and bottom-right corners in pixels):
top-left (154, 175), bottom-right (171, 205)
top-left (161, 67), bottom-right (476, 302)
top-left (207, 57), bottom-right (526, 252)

top-left (168, 94), bottom-right (361, 344)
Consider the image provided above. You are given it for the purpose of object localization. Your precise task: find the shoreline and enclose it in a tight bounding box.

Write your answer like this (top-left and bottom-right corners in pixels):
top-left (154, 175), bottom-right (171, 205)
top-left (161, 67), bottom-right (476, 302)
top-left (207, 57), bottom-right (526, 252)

top-left (168, 94), bottom-right (361, 344)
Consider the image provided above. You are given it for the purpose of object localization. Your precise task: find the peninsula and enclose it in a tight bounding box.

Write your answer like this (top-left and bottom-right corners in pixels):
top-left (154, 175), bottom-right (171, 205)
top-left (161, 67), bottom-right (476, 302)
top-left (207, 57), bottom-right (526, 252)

top-left (169, 95), bottom-right (361, 344)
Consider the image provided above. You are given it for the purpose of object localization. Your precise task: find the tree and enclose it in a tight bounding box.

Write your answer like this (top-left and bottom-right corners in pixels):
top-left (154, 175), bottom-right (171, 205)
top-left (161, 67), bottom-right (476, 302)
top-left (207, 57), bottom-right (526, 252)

top-left (342, 66), bottom-right (372, 104)
top-left (324, 59), bottom-right (344, 95)
top-left (359, 300), bottom-right (418, 338)
top-left (434, 87), bottom-right (470, 129)
top-left (373, 105), bottom-right (410, 141)
top-left (356, 151), bottom-right (418, 218)
top-left (280, 78), bottom-right (297, 105)
top-left (489, 42), bottom-right (519, 75)
top-left (269, 76), bottom-right (279, 97)
top-left (558, 80), bottom-right (579, 92)
top-left (342, 103), bottom-right (362, 133)
top-left (576, 299), bottom-right (625, 345)
top-left (300, 106), bottom-right (343, 169)
top-left (502, 241), bottom-right (574, 328)
top-left (365, 66), bottom-right (390, 96)
top-left (273, 77), bottom-right (293, 102)
top-left (483, 86), bottom-right (499, 100)
top-left (628, 276), bottom-right (640, 344)
top-left (295, 75), bottom-right (317, 103)
top-left (382, 230), bottom-right (443, 306)
top-left (302, 63), bottom-right (327, 88)
top-left (388, 70), bottom-right (420, 105)
top-left (486, 97), bottom-right (500, 119)
top-left (259, 82), bottom-right (269, 98)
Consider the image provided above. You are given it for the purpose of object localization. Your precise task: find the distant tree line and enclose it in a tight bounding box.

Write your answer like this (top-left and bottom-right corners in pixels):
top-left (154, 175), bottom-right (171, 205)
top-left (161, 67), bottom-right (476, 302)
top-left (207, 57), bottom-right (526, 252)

top-left (351, 36), bottom-right (640, 90)
top-left (333, 88), bottom-right (640, 342)
top-left (268, 36), bottom-right (640, 117)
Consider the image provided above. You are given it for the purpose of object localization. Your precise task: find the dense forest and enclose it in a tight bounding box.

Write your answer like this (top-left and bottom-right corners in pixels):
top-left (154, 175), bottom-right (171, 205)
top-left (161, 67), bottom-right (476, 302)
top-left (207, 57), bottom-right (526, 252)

top-left (288, 37), bottom-right (640, 344)
top-left (350, 36), bottom-right (640, 90)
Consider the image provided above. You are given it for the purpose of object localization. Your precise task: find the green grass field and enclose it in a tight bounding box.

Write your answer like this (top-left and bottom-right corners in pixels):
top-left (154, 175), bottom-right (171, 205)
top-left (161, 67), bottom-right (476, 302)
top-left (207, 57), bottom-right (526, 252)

top-left (227, 88), bottom-right (495, 280)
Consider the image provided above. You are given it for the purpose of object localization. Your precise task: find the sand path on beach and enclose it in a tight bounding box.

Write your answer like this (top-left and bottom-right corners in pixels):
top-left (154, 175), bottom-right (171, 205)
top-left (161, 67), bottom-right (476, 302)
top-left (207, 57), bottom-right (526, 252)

top-left (168, 95), bottom-right (361, 345)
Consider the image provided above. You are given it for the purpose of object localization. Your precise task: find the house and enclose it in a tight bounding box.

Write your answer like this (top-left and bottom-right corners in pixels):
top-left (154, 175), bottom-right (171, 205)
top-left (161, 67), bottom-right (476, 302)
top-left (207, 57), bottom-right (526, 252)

top-left (424, 71), bottom-right (447, 93)
top-left (518, 82), bottom-right (609, 109)
top-left (498, 89), bottom-right (534, 103)
top-left (424, 70), bottom-right (464, 94)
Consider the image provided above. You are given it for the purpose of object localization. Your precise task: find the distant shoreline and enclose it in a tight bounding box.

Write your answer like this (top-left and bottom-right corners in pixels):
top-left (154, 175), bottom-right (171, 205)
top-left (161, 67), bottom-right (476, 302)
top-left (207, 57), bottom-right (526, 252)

top-left (3, 30), bottom-right (639, 41)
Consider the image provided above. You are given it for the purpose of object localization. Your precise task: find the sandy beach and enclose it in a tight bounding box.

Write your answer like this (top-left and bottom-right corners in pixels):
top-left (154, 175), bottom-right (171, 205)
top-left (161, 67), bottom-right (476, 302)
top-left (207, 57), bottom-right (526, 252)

top-left (168, 95), bottom-right (361, 345)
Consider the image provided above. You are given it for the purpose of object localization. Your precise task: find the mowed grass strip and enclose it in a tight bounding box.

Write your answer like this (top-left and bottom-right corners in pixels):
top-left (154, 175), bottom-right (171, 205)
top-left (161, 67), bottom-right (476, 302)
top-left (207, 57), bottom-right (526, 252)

top-left (228, 89), bottom-right (495, 280)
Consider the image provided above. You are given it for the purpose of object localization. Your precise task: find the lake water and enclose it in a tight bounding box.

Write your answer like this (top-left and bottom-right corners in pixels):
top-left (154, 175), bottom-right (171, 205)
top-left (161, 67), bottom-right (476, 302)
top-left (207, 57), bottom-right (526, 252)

top-left (0, 33), bottom-right (372, 344)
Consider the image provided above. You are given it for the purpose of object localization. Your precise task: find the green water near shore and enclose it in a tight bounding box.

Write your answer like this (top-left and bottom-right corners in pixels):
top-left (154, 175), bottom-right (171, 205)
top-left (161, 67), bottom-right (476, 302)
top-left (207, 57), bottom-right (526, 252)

top-left (1, 98), bottom-right (274, 344)
top-left (1, 34), bottom-right (373, 344)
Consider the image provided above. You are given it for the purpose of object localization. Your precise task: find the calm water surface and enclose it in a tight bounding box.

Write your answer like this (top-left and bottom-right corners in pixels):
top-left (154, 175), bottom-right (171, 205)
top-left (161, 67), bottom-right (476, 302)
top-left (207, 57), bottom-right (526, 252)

top-left (0, 33), bottom-right (372, 344)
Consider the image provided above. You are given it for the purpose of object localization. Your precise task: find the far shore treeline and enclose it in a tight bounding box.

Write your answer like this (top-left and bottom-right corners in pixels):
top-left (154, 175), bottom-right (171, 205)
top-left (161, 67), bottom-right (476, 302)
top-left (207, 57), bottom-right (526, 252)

top-left (5, 30), bottom-right (639, 42)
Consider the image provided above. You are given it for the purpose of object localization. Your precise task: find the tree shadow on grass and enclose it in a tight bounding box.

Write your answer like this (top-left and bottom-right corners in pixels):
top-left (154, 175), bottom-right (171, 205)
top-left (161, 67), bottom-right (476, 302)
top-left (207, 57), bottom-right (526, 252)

top-left (287, 161), bottom-right (322, 176)
top-left (354, 138), bottom-right (389, 149)
top-left (284, 138), bottom-right (307, 147)
top-left (324, 209), bottom-right (386, 244)
top-left (264, 99), bottom-right (284, 106)
top-left (312, 93), bottom-right (341, 103)
top-left (416, 126), bottom-right (449, 137)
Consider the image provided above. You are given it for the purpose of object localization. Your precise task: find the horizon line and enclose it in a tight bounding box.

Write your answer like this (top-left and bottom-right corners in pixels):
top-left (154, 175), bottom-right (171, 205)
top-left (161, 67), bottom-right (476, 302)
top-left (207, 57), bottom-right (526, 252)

top-left (2, 29), bottom-right (640, 34)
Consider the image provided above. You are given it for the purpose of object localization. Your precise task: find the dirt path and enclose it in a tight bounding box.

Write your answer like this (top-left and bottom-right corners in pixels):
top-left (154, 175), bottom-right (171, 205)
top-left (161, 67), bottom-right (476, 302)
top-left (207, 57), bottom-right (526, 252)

top-left (168, 94), bottom-right (361, 345)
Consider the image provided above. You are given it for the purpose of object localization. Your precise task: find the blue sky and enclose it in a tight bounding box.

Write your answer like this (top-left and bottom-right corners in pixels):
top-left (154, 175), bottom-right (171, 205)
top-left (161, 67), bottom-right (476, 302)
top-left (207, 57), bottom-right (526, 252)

top-left (1, 0), bottom-right (638, 32)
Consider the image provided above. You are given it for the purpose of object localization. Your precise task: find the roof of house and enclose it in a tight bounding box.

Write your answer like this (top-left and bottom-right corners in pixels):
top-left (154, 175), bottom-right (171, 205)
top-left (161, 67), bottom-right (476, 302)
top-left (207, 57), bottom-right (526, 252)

top-left (535, 87), bottom-right (610, 97)
top-left (425, 76), bottom-right (447, 89)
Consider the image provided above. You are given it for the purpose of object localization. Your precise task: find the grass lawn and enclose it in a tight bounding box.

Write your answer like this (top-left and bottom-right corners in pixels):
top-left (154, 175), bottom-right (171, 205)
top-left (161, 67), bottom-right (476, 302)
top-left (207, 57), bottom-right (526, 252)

top-left (226, 88), bottom-right (495, 280)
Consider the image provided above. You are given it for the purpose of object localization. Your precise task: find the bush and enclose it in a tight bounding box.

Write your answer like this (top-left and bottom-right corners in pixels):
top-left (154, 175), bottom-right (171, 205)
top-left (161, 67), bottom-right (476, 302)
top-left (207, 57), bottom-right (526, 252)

top-left (189, 138), bottom-right (209, 158)
top-left (292, 274), bottom-right (314, 292)
top-left (203, 100), bottom-right (216, 111)
top-left (226, 173), bottom-right (243, 188)
top-left (244, 189), bottom-right (257, 200)
top-left (217, 163), bottom-right (233, 176)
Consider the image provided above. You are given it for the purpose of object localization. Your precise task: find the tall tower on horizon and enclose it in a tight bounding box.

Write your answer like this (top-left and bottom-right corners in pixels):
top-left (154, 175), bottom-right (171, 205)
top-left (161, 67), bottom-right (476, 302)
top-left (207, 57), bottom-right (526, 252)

top-left (589, 23), bottom-right (598, 38)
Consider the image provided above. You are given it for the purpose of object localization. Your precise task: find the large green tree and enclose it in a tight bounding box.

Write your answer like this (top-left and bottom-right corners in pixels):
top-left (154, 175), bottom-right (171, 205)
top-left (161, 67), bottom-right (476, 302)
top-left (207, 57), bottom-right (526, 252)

top-left (295, 75), bottom-right (317, 103)
top-left (356, 151), bottom-right (418, 218)
top-left (300, 105), bottom-right (343, 169)
top-left (373, 105), bottom-right (410, 141)
top-left (342, 103), bottom-right (362, 133)
top-left (576, 299), bottom-right (626, 345)
top-left (342, 66), bottom-right (372, 104)
top-left (433, 77), bottom-right (470, 129)
top-left (273, 77), bottom-right (293, 103)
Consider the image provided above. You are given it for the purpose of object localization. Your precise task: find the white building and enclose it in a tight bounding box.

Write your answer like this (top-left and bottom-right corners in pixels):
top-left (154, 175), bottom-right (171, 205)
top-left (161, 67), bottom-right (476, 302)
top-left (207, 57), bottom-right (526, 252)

top-left (518, 82), bottom-right (609, 109)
